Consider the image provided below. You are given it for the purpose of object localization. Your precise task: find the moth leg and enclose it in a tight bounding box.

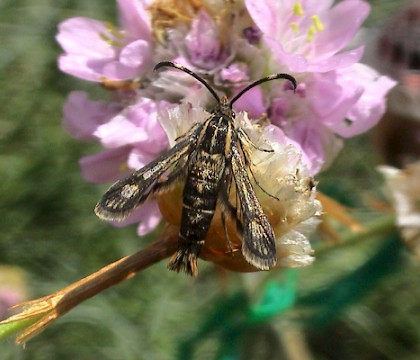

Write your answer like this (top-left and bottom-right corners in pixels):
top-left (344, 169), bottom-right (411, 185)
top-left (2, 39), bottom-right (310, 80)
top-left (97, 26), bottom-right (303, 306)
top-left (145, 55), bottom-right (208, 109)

top-left (237, 130), bottom-right (280, 201)
top-left (221, 212), bottom-right (234, 257)
top-left (237, 128), bottom-right (273, 153)
top-left (218, 170), bottom-right (238, 256)
top-left (247, 161), bottom-right (280, 201)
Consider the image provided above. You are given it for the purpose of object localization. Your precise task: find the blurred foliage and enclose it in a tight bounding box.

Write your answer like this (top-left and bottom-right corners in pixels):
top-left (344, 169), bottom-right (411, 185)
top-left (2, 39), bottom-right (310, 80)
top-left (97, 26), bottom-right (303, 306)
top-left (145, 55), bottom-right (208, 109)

top-left (0, 0), bottom-right (419, 359)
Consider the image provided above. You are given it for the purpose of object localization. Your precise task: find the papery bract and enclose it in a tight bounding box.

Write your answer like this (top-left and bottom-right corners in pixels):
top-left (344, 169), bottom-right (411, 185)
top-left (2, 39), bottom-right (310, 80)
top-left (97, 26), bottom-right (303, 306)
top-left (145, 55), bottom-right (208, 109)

top-left (379, 163), bottom-right (420, 260)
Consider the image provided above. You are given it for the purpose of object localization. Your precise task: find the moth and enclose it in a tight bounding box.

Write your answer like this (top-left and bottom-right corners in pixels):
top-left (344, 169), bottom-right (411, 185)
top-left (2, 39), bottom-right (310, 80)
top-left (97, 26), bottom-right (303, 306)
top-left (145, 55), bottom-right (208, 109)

top-left (95, 61), bottom-right (297, 277)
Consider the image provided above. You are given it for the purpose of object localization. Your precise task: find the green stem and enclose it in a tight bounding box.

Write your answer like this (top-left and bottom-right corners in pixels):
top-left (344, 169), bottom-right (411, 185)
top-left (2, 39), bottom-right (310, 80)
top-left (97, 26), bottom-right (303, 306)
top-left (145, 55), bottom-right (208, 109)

top-left (0, 316), bottom-right (42, 341)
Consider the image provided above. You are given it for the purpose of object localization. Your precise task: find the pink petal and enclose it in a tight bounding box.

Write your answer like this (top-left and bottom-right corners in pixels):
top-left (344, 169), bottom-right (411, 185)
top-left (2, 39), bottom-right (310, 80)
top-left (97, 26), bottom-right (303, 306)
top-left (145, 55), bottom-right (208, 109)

top-left (186, 10), bottom-right (223, 68)
top-left (94, 98), bottom-right (169, 149)
top-left (80, 147), bottom-right (131, 183)
top-left (58, 55), bottom-right (97, 82)
top-left (119, 39), bottom-right (151, 68)
top-left (0, 288), bottom-right (23, 318)
top-left (336, 64), bottom-right (397, 137)
top-left (315, 0), bottom-right (370, 57)
top-left (117, 0), bottom-right (152, 42)
top-left (62, 91), bottom-right (118, 140)
top-left (100, 60), bottom-right (141, 81)
top-left (100, 40), bottom-right (152, 80)
top-left (308, 72), bottom-right (363, 128)
top-left (286, 121), bottom-right (343, 175)
top-left (94, 113), bottom-right (148, 148)
top-left (306, 46), bottom-right (364, 73)
top-left (136, 201), bottom-right (162, 235)
top-left (109, 200), bottom-right (162, 236)
top-left (109, 206), bottom-right (145, 227)
top-left (268, 97), bottom-right (292, 127)
top-left (56, 17), bottom-right (116, 58)
top-left (219, 63), bottom-right (249, 83)
top-left (58, 52), bottom-right (146, 82)
top-left (245, 0), bottom-right (278, 36)
top-left (264, 38), bottom-right (309, 73)
top-left (127, 148), bottom-right (160, 170)
top-left (232, 86), bottom-right (265, 118)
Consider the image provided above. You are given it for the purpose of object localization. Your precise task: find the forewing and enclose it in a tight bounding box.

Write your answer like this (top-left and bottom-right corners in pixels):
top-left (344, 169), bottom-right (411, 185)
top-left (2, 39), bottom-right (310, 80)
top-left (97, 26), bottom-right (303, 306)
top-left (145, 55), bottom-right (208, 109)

top-left (95, 123), bottom-right (202, 221)
top-left (230, 143), bottom-right (277, 270)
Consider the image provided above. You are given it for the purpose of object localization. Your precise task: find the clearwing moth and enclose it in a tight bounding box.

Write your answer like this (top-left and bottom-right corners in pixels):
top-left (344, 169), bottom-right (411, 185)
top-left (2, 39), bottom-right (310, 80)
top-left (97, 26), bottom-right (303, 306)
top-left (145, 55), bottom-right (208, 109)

top-left (95, 61), bottom-right (297, 277)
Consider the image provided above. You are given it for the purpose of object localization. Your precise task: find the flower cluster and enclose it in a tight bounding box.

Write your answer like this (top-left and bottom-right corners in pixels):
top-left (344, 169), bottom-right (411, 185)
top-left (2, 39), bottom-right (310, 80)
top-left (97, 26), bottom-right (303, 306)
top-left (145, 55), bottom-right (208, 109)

top-left (57, 0), bottom-right (395, 269)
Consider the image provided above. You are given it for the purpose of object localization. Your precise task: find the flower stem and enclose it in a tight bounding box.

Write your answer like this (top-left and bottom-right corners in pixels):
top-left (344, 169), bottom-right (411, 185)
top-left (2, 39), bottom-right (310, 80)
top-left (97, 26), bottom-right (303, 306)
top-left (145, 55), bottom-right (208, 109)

top-left (315, 214), bottom-right (396, 257)
top-left (0, 233), bottom-right (178, 344)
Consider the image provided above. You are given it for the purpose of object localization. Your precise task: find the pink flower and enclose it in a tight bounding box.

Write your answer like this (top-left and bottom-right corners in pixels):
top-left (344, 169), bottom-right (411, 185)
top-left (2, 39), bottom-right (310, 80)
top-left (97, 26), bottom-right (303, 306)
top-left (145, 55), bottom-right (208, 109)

top-left (219, 63), bottom-right (250, 83)
top-left (0, 288), bottom-right (23, 320)
top-left (328, 63), bottom-right (397, 137)
top-left (245, 0), bottom-right (369, 73)
top-left (56, 0), bottom-right (153, 82)
top-left (238, 0), bottom-right (396, 174)
top-left (185, 10), bottom-right (229, 70)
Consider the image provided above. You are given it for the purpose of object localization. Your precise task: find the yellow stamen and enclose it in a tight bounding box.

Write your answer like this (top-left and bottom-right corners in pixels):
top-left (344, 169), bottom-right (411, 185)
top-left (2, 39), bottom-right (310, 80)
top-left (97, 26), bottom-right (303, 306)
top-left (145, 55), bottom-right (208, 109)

top-left (311, 15), bottom-right (324, 31)
top-left (100, 22), bottom-right (125, 47)
top-left (293, 2), bottom-right (304, 16)
top-left (104, 22), bottom-right (125, 39)
top-left (148, 0), bottom-right (205, 44)
top-left (290, 22), bottom-right (300, 34)
top-left (99, 33), bottom-right (125, 47)
top-left (119, 162), bottom-right (128, 173)
top-left (307, 25), bottom-right (315, 42)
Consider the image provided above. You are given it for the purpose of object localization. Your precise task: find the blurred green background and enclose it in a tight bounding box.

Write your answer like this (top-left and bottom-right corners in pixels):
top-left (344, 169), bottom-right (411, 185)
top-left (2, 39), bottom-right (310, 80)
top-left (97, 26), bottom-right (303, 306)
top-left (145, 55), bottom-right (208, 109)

top-left (0, 0), bottom-right (419, 359)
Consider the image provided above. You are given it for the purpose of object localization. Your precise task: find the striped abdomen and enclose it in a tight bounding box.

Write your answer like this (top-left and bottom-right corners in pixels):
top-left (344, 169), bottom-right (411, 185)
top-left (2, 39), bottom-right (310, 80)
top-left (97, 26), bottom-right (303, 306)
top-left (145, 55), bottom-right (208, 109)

top-left (167, 150), bottom-right (225, 276)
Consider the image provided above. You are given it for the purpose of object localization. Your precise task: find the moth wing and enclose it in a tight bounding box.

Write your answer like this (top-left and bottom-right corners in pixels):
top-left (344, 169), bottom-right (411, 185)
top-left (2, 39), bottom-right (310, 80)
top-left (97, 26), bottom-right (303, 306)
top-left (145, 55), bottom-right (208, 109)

top-left (230, 143), bottom-right (277, 270)
top-left (95, 123), bottom-right (202, 221)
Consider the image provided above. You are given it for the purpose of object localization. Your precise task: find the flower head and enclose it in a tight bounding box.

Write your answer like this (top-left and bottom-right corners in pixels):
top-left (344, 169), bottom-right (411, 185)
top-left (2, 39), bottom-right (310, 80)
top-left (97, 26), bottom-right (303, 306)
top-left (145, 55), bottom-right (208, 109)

top-left (157, 104), bottom-right (321, 272)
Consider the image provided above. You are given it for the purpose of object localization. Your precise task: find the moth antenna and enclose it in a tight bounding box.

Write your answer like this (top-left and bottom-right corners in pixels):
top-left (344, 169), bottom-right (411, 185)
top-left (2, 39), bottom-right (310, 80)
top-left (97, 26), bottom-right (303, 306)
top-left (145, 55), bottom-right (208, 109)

top-left (154, 61), bottom-right (221, 103)
top-left (229, 73), bottom-right (297, 106)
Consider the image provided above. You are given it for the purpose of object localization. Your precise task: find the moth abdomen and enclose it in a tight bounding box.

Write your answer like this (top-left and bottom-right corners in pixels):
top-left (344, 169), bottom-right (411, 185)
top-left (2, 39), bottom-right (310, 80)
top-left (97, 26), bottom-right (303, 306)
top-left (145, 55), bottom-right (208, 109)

top-left (168, 148), bottom-right (226, 276)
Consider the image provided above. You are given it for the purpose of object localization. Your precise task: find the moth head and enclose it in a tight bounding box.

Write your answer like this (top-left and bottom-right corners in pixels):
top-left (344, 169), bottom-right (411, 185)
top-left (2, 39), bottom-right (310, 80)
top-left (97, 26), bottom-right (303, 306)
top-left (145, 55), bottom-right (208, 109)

top-left (153, 61), bottom-right (297, 115)
top-left (218, 95), bottom-right (235, 118)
